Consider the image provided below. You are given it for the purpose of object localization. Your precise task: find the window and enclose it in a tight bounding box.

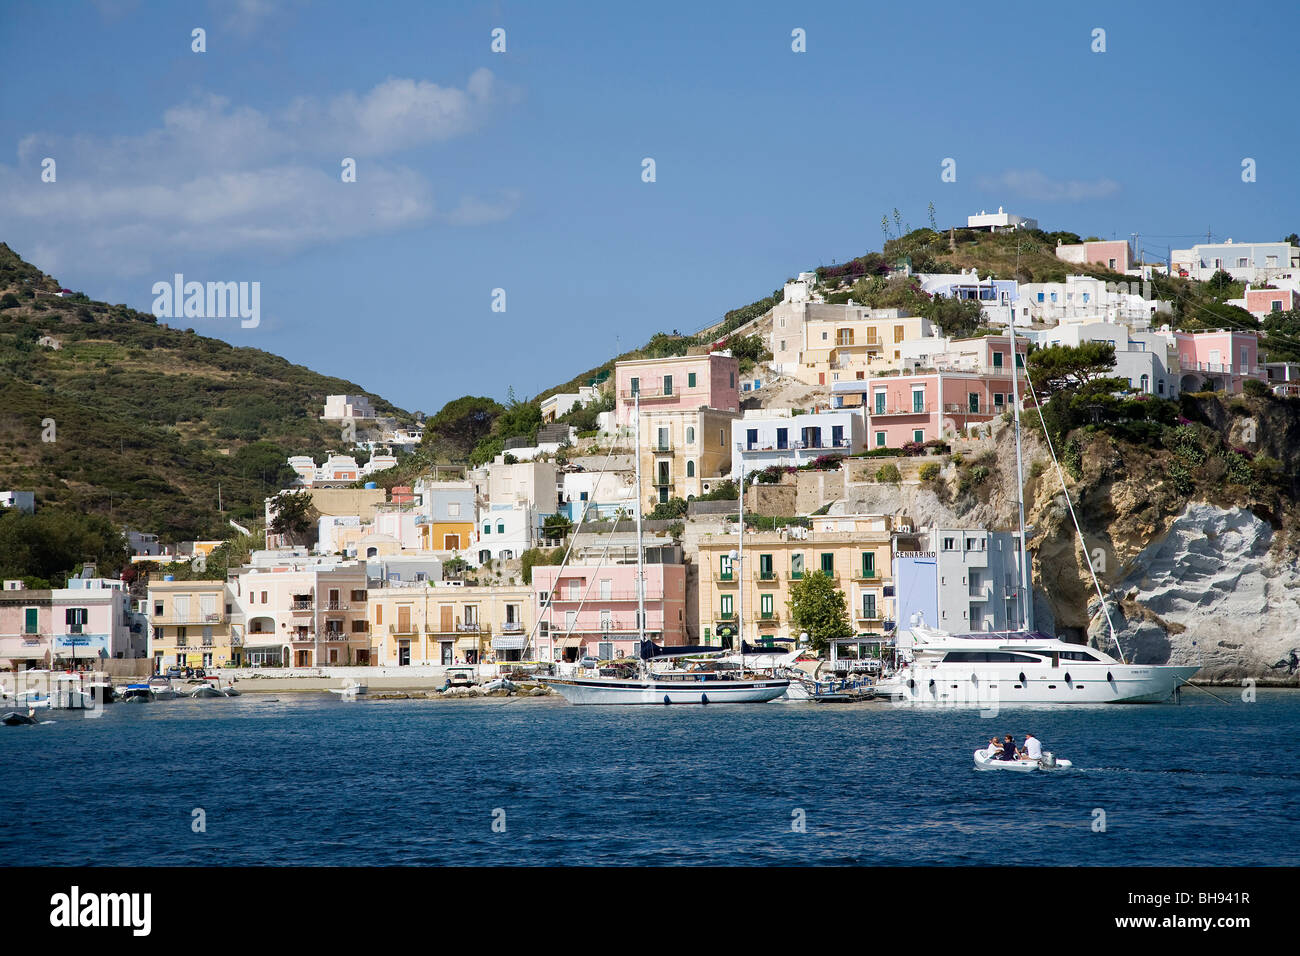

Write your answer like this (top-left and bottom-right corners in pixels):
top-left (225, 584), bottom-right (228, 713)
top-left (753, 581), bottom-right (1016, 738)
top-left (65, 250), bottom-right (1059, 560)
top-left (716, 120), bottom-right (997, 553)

top-left (720, 594), bottom-right (734, 618)
top-left (779, 340), bottom-right (786, 351)
top-left (760, 594), bottom-right (774, 618)
top-left (65, 607), bottom-right (88, 633)
top-left (1273, 300), bottom-right (1284, 312)
top-left (154, 602), bottom-right (164, 617)
top-left (1037, 292), bottom-right (1045, 302)
top-left (663, 374), bottom-right (673, 396)
top-left (484, 523), bottom-right (491, 535)
top-left (686, 460), bottom-right (695, 477)
top-left (729, 372), bottom-right (736, 388)
top-left (688, 372), bottom-right (697, 388)
top-left (912, 389), bottom-right (924, 413)
top-left (790, 553), bottom-right (804, 579)
top-left (24, 607), bottom-right (39, 634)
top-left (759, 554), bottom-right (774, 580)
top-left (831, 425), bottom-right (844, 447)
top-left (992, 350), bottom-right (1003, 368)
top-left (862, 593), bottom-right (877, 619)
top-left (352, 620), bottom-right (368, 633)
top-left (875, 431), bottom-right (886, 448)
top-left (1107, 258), bottom-right (1117, 270)
top-left (351, 589), bottom-right (366, 602)
top-left (837, 328), bottom-right (854, 346)
top-left (913, 429), bottom-right (924, 443)
top-left (448, 502), bottom-right (460, 516)
top-left (894, 325), bottom-right (904, 343)
top-left (1237, 257), bottom-right (1248, 268)
top-left (942, 537), bottom-right (956, 551)
top-left (993, 393), bottom-right (1004, 408)
top-left (820, 553), bottom-right (834, 574)
top-left (776, 427), bottom-right (788, 450)
top-left (497, 522), bottom-right (505, 534)
top-left (686, 426), bottom-right (695, 444)
top-left (861, 551), bottom-right (875, 578)
top-left (630, 376), bottom-right (640, 395)
top-left (968, 393), bottom-right (979, 413)
top-left (719, 555), bottom-right (733, 580)
top-left (874, 391), bottom-right (886, 415)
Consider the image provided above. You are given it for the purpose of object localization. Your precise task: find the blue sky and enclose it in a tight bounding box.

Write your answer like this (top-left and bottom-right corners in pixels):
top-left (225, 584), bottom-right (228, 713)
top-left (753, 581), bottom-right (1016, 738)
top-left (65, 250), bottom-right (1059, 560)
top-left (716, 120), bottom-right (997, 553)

top-left (2, 0), bottom-right (1297, 414)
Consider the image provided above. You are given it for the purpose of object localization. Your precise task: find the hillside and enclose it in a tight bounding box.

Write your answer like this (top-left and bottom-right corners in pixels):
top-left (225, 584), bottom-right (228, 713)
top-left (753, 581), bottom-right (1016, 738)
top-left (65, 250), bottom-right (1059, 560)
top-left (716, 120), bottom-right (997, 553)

top-left (0, 243), bottom-right (412, 541)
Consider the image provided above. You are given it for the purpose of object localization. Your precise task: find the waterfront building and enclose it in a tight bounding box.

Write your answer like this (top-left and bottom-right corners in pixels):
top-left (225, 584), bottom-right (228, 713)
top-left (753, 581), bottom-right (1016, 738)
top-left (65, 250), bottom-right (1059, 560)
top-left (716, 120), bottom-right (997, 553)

top-left (540, 385), bottom-right (601, 422)
top-left (231, 558), bottom-right (371, 667)
top-left (532, 541), bottom-right (687, 660)
top-left (146, 578), bottom-right (240, 671)
top-left (0, 490), bottom-right (36, 514)
top-left (1016, 274), bottom-right (1171, 328)
top-left (368, 581), bottom-right (534, 665)
top-left (892, 529), bottom-right (1030, 635)
top-left (413, 480), bottom-right (477, 553)
top-left (1163, 329), bottom-right (1267, 395)
top-left (694, 515), bottom-right (898, 648)
top-left (1039, 321), bottom-right (1180, 398)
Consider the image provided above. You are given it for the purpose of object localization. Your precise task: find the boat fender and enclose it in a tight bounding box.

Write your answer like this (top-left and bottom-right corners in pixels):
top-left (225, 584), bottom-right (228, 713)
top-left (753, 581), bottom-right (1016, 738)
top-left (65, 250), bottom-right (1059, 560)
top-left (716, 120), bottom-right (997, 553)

top-left (663, 695), bottom-right (671, 705)
top-left (1107, 671), bottom-right (1114, 682)
top-left (970, 673), bottom-right (977, 684)
top-left (1064, 672), bottom-right (1071, 684)
top-left (907, 679), bottom-right (915, 690)
top-left (1018, 672), bottom-right (1026, 685)
top-left (701, 693), bottom-right (709, 705)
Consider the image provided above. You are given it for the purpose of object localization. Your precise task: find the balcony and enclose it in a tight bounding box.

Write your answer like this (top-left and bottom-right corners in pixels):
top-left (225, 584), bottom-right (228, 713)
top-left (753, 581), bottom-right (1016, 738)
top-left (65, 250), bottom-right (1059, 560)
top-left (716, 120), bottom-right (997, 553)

top-left (758, 613), bottom-right (780, 626)
top-left (320, 601), bottom-right (349, 611)
top-left (157, 612), bottom-right (225, 624)
top-left (871, 405), bottom-right (931, 416)
top-left (755, 570), bottom-right (779, 585)
top-left (550, 590), bottom-right (664, 602)
top-left (650, 441), bottom-right (674, 453)
top-left (856, 614), bottom-right (883, 627)
top-left (968, 583), bottom-right (993, 601)
top-left (500, 621), bottom-right (525, 633)
top-left (716, 611), bottom-right (736, 622)
top-left (741, 438), bottom-right (854, 453)
top-left (714, 571), bottom-right (737, 585)
top-left (323, 631), bottom-right (348, 642)
top-left (852, 569), bottom-right (880, 582)
top-left (289, 601), bottom-right (314, 615)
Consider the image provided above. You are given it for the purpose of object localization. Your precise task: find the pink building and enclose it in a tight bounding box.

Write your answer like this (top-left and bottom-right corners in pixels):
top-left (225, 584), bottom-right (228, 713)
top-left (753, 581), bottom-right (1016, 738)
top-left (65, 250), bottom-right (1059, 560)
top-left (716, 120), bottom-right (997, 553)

top-left (833, 337), bottom-right (1028, 447)
top-left (614, 353), bottom-right (739, 427)
top-left (1244, 287), bottom-right (1297, 317)
top-left (0, 578), bottom-right (139, 669)
top-left (1170, 330), bottom-right (1266, 394)
top-left (1056, 239), bottom-right (1132, 274)
top-left (533, 560), bottom-right (687, 660)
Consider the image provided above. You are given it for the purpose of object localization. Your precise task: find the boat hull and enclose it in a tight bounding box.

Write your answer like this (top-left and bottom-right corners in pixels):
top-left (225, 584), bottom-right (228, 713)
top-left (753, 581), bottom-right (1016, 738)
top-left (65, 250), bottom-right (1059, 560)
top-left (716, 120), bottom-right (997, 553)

top-left (544, 677), bottom-right (789, 705)
top-left (974, 748), bottom-right (1073, 771)
top-left (880, 664), bottom-right (1200, 705)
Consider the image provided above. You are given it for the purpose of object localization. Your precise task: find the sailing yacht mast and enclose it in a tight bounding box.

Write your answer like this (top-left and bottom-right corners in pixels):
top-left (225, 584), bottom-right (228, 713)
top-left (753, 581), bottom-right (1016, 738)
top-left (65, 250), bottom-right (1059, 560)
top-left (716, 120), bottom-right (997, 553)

top-left (1007, 326), bottom-right (1033, 632)
top-left (737, 448), bottom-right (745, 675)
top-left (633, 393), bottom-right (646, 660)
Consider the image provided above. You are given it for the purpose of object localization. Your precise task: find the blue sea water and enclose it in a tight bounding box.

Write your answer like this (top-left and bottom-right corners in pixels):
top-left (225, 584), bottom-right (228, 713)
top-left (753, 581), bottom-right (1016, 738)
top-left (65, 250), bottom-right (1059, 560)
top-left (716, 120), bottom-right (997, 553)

top-left (2, 689), bottom-right (1297, 866)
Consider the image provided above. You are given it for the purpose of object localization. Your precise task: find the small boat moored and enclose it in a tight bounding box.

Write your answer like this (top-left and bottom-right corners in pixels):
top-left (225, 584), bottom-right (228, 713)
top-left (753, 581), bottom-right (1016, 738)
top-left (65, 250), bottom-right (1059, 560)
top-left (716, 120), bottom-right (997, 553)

top-left (2, 710), bottom-right (40, 726)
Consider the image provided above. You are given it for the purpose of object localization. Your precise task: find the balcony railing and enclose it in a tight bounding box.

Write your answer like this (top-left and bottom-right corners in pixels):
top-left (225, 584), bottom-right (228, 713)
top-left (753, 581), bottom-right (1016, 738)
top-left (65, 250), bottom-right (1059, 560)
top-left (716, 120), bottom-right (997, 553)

top-left (550, 590), bottom-right (665, 602)
top-left (321, 601), bottom-right (348, 611)
top-left (758, 612), bottom-right (780, 625)
top-left (852, 569), bottom-right (879, 581)
top-left (871, 405), bottom-right (930, 416)
top-left (717, 611), bottom-right (736, 621)
top-left (651, 442), bottom-right (674, 453)
top-left (755, 571), bottom-right (778, 584)
top-left (714, 571), bottom-right (736, 584)
top-left (500, 621), bottom-right (525, 633)
top-left (156, 612), bottom-right (225, 624)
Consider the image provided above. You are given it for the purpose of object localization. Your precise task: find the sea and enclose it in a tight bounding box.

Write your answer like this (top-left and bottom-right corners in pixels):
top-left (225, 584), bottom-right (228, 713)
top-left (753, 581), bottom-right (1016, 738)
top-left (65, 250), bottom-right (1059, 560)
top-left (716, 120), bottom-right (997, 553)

top-left (2, 689), bottom-right (1297, 866)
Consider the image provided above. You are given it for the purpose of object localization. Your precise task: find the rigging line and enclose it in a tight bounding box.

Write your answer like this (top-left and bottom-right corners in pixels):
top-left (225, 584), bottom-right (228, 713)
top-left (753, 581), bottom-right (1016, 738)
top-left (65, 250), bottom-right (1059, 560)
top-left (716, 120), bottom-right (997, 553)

top-left (559, 509), bottom-right (622, 651)
top-left (1178, 676), bottom-right (1230, 703)
top-left (517, 435), bottom-right (622, 660)
top-left (1020, 369), bottom-right (1127, 664)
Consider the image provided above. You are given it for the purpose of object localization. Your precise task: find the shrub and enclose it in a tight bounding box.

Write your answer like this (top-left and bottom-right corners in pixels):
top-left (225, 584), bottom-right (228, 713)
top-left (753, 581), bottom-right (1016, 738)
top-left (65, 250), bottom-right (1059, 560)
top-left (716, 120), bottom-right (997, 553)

top-left (918, 462), bottom-right (940, 481)
top-left (875, 464), bottom-right (901, 483)
top-left (1243, 379), bottom-right (1270, 398)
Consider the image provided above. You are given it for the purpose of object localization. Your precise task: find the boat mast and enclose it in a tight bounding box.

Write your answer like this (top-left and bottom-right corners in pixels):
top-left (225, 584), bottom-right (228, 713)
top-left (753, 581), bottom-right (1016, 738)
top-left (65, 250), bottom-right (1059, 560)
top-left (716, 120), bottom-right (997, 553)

top-left (633, 392), bottom-right (646, 662)
top-left (737, 447), bottom-right (745, 675)
top-left (1007, 326), bottom-right (1033, 633)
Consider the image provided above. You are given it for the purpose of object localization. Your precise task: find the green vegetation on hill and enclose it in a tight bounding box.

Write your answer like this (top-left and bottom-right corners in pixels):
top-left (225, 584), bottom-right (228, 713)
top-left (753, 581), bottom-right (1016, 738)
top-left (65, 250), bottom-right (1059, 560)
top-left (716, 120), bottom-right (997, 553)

top-left (0, 242), bottom-right (412, 543)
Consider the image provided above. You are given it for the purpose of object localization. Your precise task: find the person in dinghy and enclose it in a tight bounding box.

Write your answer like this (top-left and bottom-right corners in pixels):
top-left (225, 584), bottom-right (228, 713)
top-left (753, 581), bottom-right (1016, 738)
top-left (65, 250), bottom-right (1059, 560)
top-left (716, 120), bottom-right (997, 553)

top-left (1022, 732), bottom-right (1042, 762)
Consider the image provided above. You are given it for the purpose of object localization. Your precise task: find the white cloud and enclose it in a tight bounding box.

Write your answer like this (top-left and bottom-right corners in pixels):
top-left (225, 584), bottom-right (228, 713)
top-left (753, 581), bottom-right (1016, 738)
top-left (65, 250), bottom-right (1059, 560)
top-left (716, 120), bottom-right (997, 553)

top-left (0, 72), bottom-right (513, 276)
top-left (977, 168), bottom-right (1121, 202)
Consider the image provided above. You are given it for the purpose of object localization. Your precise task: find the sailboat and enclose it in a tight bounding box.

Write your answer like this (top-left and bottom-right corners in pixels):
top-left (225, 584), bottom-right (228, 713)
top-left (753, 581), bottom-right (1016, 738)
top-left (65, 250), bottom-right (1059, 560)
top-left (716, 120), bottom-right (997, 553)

top-left (543, 393), bottom-right (789, 705)
top-left (875, 326), bottom-right (1200, 705)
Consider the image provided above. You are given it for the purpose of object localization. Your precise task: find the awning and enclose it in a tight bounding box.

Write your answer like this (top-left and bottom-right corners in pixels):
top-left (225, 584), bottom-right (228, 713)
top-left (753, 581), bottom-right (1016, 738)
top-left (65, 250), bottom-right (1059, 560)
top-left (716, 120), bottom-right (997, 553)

top-left (492, 635), bottom-right (528, 651)
top-left (838, 393), bottom-right (863, 406)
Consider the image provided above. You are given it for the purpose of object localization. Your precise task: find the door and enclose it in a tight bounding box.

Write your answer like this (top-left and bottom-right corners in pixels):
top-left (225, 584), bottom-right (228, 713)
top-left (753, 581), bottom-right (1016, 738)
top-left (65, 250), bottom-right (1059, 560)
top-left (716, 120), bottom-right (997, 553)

top-left (440, 605), bottom-right (453, 632)
top-left (397, 605), bottom-right (411, 635)
top-left (398, 641), bottom-right (410, 666)
top-left (440, 642), bottom-right (453, 665)
top-left (174, 595), bottom-right (190, 623)
top-left (444, 534), bottom-right (459, 549)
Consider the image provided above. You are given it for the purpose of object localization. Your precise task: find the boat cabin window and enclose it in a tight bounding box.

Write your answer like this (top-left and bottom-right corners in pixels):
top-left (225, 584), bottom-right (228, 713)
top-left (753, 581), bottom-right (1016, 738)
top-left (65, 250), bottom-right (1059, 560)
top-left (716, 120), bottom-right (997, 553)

top-left (940, 651), bottom-right (1042, 663)
top-left (1057, 650), bottom-right (1103, 661)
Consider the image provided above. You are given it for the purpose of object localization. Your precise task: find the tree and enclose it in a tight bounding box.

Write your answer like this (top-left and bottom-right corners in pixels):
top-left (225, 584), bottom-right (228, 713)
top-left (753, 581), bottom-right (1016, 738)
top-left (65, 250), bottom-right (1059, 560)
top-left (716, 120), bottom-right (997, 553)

top-left (787, 571), bottom-right (854, 653)
top-left (542, 513), bottom-right (574, 539)
top-left (648, 497), bottom-right (688, 520)
top-left (268, 490), bottom-right (317, 544)
top-left (921, 295), bottom-right (984, 338)
top-left (443, 556), bottom-right (469, 579)
top-left (1206, 269), bottom-right (1236, 294)
top-left (1026, 342), bottom-right (1121, 396)
top-left (423, 396), bottom-right (504, 460)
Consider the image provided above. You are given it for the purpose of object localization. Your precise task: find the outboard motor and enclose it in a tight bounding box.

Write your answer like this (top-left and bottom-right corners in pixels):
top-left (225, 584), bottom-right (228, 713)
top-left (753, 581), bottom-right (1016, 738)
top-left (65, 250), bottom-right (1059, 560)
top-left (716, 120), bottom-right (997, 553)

top-left (1040, 752), bottom-right (1056, 769)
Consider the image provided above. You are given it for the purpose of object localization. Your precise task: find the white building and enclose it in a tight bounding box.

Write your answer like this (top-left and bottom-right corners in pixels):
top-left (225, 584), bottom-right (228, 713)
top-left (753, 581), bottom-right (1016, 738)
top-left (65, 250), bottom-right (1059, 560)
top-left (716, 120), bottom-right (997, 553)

top-left (322, 394), bottom-right (376, 422)
top-left (1017, 275), bottom-right (1171, 329)
top-left (966, 207), bottom-right (1038, 232)
top-left (1038, 321), bottom-right (1179, 398)
top-left (732, 409), bottom-right (865, 475)
top-left (541, 385), bottom-right (600, 423)
top-left (475, 503), bottom-right (537, 564)
top-left (0, 491), bottom-right (36, 514)
top-left (1171, 240), bottom-right (1299, 283)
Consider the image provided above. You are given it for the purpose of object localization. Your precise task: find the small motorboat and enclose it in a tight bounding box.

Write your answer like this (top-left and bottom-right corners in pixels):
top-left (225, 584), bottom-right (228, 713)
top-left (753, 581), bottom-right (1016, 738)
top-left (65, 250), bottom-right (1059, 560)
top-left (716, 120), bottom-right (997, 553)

top-left (327, 679), bottom-right (366, 700)
top-left (3, 710), bottom-right (40, 726)
top-left (147, 678), bottom-right (182, 700)
top-left (120, 684), bottom-right (155, 703)
top-left (188, 684), bottom-right (224, 698)
top-left (974, 747), bottom-right (1073, 772)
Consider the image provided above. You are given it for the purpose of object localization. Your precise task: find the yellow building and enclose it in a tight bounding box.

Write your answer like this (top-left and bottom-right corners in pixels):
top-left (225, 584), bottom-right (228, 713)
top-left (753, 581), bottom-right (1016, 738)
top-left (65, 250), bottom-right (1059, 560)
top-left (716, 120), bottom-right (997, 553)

top-left (694, 515), bottom-right (899, 647)
top-left (639, 406), bottom-right (738, 510)
top-left (146, 578), bottom-right (240, 671)
top-left (368, 582), bottom-right (534, 665)
top-left (771, 302), bottom-right (933, 385)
